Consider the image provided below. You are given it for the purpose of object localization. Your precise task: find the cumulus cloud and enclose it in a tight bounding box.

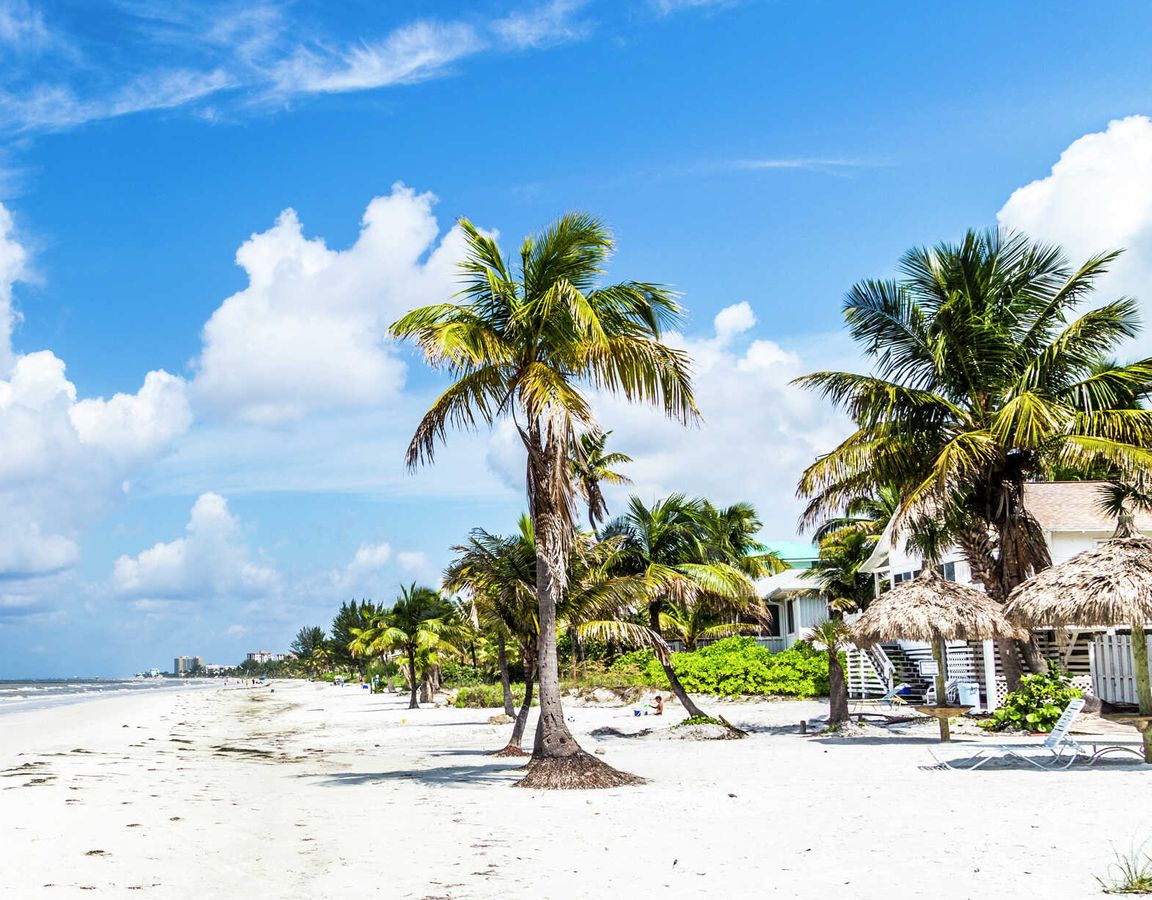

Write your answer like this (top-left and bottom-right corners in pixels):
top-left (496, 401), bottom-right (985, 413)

top-left (999, 115), bottom-right (1152, 348)
top-left (192, 183), bottom-right (466, 425)
top-left (0, 205), bottom-right (192, 588)
top-left (112, 493), bottom-right (278, 602)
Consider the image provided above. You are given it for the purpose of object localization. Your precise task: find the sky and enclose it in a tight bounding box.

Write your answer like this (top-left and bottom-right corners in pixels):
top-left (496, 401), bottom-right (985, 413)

top-left (3, 0), bottom-right (1152, 676)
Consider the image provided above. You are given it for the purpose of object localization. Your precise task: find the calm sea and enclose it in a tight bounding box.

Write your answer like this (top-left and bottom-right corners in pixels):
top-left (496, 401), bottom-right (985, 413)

top-left (0, 678), bottom-right (214, 715)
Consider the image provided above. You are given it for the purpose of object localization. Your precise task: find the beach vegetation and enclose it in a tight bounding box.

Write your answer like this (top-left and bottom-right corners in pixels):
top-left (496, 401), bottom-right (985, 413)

top-left (979, 663), bottom-right (1082, 733)
top-left (1098, 843), bottom-right (1152, 894)
top-left (803, 619), bottom-right (852, 726)
top-left (392, 213), bottom-right (696, 788)
top-left (609, 638), bottom-right (830, 698)
top-left (350, 584), bottom-right (464, 709)
top-left (796, 229), bottom-right (1152, 686)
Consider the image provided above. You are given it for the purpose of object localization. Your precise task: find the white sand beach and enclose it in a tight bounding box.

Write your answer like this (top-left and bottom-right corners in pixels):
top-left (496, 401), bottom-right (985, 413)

top-left (1, 682), bottom-right (1148, 899)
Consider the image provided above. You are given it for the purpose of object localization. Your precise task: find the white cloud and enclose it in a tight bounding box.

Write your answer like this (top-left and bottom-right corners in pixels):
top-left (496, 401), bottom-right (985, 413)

top-left (225, 623), bottom-right (248, 637)
top-left (70, 369), bottom-right (193, 466)
top-left (650, 0), bottom-right (739, 14)
top-left (999, 115), bottom-right (1152, 347)
top-left (0, 0), bottom-right (50, 50)
top-left (271, 20), bottom-right (483, 95)
top-left (192, 183), bottom-right (466, 425)
top-left (493, 0), bottom-right (591, 49)
top-left (712, 300), bottom-right (756, 345)
top-left (112, 492), bottom-right (279, 602)
top-left (0, 203), bottom-right (28, 373)
top-left (396, 550), bottom-right (430, 572)
top-left (0, 205), bottom-right (193, 588)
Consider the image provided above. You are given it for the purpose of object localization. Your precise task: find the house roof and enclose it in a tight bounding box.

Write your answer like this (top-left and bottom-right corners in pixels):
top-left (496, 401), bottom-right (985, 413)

top-left (755, 568), bottom-right (822, 598)
top-left (860, 481), bottom-right (1149, 575)
top-left (1023, 481), bottom-right (1152, 533)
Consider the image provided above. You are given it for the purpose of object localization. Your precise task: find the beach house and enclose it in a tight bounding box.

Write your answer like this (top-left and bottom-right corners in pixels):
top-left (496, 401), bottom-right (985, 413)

top-left (753, 568), bottom-right (833, 652)
top-left (851, 481), bottom-right (1152, 709)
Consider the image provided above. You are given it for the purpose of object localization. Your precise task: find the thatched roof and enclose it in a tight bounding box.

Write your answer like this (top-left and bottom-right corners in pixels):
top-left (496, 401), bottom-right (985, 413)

top-left (851, 568), bottom-right (1028, 648)
top-left (1005, 534), bottom-right (1152, 628)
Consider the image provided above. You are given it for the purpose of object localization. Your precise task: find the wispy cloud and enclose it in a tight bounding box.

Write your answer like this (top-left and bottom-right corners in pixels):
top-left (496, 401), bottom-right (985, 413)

top-left (649, 0), bottom-right (741, 15)
top-left (269, 20), bottom-right (484, 96)
top-left (0, 0), bottom-right (750, 134)
top-left (0, 0), bottom-right (51, 50)
top-left (493, 0), bottom-right (592, 49)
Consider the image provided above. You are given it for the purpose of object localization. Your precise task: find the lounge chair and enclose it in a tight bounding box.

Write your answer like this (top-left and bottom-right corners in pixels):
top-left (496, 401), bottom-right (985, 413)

top-left (852, 683), bottom-right (910, 713)
top-left (926, 698), bottom-right (1087, 770)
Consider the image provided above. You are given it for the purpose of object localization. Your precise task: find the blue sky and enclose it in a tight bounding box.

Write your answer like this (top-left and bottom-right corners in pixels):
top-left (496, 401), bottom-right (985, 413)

top-left (3, 0), bottom-right (1152, 677)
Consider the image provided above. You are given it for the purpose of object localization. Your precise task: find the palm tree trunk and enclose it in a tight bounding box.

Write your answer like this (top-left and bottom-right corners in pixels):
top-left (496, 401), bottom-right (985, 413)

top-left (494, 653), bottom-right (535, 757)
top-left (515, 436), bottom-right (642, 789)
top-left (827, 648), bottom-right (849, 726)
top-left (496, 633), bottom-right (514, 718)
top-left (406, 648), bottom-right (419, 710)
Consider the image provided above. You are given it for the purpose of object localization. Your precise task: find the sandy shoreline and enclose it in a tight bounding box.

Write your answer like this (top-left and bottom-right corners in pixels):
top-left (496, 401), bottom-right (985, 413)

top-left (1, 681), bottom-right (1149, 899)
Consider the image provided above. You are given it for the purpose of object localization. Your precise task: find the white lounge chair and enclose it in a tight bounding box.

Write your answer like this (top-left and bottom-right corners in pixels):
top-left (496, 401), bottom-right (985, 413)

top-left (852, 682), bottom-right (911, 713)
top-left (926, 698), bottom-right (1087, 770)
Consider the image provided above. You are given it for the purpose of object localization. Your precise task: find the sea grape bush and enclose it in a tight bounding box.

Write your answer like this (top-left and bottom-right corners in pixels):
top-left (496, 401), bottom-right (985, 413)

top-left (453, 683), bottom-right (530, 708)
top-left (611, 637), bottom-right (831, 697)
top-left (980, 663), bottom-right (1081, 733)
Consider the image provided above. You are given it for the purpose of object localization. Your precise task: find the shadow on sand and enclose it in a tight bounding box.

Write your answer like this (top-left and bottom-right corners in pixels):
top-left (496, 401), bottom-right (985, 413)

top-left (303, 762), bottom-right (524, 788)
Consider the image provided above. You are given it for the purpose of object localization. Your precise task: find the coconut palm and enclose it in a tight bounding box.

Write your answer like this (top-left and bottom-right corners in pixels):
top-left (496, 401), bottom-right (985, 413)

top-left (805, 526), bottom-right (875, 613)
top-left (812, 485), bottom-right (901, 542)
top-left (571, 429), bottom-right (633, 532)
top-left (592, 494), bottom-right (765, 724)
top-left (446, 518), bottom-right (541, 756)
top-left (656, 598), bottom-right (762, 650)
top-left (796, 229), bottom-right (1152, 678)
top-left (447, 516), bottom-right (647, 756)
top-left (804, 618), bottom-right (852, 727)
top-left (350, 584), bottom-right (460, 710)
top-left (700, 500), bottom-right (787, 577)
top-left (391, 213), bottom-right (695, 788)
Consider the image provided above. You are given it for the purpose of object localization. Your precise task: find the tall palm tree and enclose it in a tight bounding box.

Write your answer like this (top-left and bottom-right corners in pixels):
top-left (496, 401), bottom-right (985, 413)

top-left (571, 429), bottom-right (633, 532)
top-left (796, 229), bottom-right (1152, 680)
top-left (350, 584), bottom-right (460, 709)
top-left (391, 213), bottom-right (695, 788)
top-left (592, 494), bottom-right (765, 724)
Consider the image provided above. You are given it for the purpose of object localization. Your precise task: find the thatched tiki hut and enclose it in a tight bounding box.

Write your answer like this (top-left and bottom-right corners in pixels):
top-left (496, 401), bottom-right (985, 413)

top-left (1005, 531), bottom-right (1152, 762)
top-left (851, 568), bottom-right (1028, 741)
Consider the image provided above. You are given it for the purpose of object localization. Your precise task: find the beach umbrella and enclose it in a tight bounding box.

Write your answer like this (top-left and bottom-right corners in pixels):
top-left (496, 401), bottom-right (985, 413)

top-left (1005, 530), bottom-right (1152, 761)
top-left (851, 567), bottom-right (1028, 740)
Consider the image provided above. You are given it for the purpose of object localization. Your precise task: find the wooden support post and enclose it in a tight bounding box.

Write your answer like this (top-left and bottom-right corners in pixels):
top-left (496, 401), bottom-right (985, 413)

top-left (933, 638), bottom-right (950, 742)
top-left (1130, 624), bottom-right (1152, 763)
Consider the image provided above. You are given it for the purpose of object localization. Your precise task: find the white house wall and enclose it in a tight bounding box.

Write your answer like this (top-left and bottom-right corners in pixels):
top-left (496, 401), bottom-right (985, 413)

top-left (1047, 531), bottom-right (1111, 565)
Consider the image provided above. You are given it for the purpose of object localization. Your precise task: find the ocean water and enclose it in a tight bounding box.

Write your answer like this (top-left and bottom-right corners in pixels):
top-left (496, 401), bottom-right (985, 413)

top-left (0, 678), bottom-right (214, 715)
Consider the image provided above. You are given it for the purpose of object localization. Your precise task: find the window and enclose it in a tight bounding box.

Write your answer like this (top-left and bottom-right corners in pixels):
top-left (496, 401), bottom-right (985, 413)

top-left (892, 569), bottom-right (921, 585)
top-left (786, 600), bottom-right (796, 635)
top-left (765, 603), bottom-right (783, 638)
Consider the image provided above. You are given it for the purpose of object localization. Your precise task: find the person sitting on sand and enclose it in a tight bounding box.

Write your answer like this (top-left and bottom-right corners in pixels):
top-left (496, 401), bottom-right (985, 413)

top-left (652, 695), bottom-right (664, 716)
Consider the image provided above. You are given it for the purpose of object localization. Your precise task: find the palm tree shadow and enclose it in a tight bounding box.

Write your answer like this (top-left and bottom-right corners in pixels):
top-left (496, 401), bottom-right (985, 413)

top-left (304, 762), bottom-right (523, 787)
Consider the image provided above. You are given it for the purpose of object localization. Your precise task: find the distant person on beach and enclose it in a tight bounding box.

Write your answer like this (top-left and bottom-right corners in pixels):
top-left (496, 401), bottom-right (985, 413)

top-left (653, 696), bottom-right (664, 716)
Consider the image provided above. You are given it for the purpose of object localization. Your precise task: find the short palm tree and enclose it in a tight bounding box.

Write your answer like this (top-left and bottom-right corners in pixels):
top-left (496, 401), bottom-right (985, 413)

top-left (591, 494), bottom-right (765, 725)
top-left (656, 598), bottom-right (762, 650)
top-left (796, 229), bottom-right (1152, 679)
top-left (804, 618), bottom-right (852, 727)
top-left (350, 584), bottom-right (459, 709)
top-left (392, 213), bottom-right (695, 789)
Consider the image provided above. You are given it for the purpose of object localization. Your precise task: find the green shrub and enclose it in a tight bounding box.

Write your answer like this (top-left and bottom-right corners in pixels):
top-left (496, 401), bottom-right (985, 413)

top-left (980, 663), bottom-right (1081, 732)
top-left (678, 714), bottom-right (724, 727)
top-left (453, 683), bottom-right (531, 709)
top-left (440, 661), bottom-right (485, 687)
top-left (609, 637), bottom-right (830, 697)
